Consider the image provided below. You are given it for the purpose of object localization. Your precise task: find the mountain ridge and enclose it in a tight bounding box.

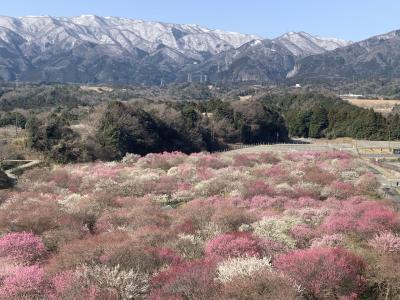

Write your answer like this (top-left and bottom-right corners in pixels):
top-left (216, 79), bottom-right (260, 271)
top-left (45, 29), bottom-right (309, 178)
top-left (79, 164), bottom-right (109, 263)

top-left (0, 15), bottom-right (369, 85)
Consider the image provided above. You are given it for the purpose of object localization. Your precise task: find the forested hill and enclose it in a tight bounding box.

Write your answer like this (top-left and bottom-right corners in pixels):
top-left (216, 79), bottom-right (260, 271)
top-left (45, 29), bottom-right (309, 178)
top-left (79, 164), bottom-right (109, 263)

top-left (258, 92), bottom-right (394, 140)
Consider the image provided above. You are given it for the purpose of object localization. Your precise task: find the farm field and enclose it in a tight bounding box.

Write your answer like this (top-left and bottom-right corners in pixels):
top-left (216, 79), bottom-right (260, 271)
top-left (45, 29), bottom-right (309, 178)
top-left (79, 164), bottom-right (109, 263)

top-left (0, 150), bottom-right (399, 299)
top-left (342, 97), bottom-right (400, 114)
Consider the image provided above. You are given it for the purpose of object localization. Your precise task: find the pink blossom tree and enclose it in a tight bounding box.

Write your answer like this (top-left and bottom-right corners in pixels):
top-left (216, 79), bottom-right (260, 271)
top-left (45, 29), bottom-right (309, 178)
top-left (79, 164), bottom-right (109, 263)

top-left (275, 247), bottom-right (365, 298)
top-left (0, 265), bottom-right (46, 298)
top-left (0, 232), bottom-right (47, 265)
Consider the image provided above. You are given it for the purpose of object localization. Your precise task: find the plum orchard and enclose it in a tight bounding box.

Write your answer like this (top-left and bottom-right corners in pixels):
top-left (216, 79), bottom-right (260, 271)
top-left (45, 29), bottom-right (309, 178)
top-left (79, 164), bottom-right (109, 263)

top-left (0, 150), bottom-right (399, 299)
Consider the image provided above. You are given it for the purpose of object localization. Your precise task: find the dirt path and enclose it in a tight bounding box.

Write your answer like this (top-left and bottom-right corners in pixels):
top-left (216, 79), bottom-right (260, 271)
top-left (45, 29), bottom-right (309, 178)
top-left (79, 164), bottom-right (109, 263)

top-left (4, 160), bottom-right (43, 180)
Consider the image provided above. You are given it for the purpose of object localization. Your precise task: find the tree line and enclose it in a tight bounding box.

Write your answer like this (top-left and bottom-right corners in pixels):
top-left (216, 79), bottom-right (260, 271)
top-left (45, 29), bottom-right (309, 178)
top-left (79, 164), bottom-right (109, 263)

top-left (260, 92), bottom-right (399, 140)
top-left (19, 91), bottom-right (400, 163)
top-left (26, 100), bottom-right (288, 163)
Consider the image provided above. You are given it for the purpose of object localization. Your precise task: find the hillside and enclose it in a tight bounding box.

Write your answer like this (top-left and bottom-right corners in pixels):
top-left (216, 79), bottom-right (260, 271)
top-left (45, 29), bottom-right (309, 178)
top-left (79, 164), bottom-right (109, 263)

top-left (289, 30), bottom-right (400, 81)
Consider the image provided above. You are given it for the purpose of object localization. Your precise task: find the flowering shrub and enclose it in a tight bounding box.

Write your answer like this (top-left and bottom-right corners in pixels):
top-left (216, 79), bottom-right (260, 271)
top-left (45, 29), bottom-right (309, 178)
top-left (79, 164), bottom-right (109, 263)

top-left (275, 247), bottom-right (365, 298)
top-left (252, 216), bottom-right (303, 248)
top-left (302, 166), bottom-right (337, 186)
top-left (150, 259), bottom-right (219, 300)
top-left (211, 207), bottom-right (256, 232)
top-left (258, 152), bottom-right (280, 164)
top-left (290, 224), bottom-right (316, 247)
top-left (193, 153), bottom-right (229, 169)
top-left (48, 270), bottom-right (84, 300)
top-left (0, 232), bottom-right (47, 264)
top-left (321, 199), bottom-right (400, 236)
top-left (80, 264), bottom-right (149, 300)
top-left (310, 234), bottom-right (344, 248)
top-left (219, 269), bottom-right (298, 300)
top-left (152, 247), bottom-right (183, 266)
top-left (122, 153), bottom-right (141, 165)
top-left (355, 172), bottom-right (379, 195)
top-left (232, 154), bottom-right (258, 167)
top-left (241, 180), bottom-right (275, 198)
top-left (369, 231), bottom-right (400, 253)
top-left (205, 232), bottom-right (266, 259)
top-left (216, 256), bottom-right (271, 283)
top-left (0, 265), bottom-right (46, 299)
top-left (138, 152), bottom-right (187, 170)
top-left (0, 150), bottom-right (397, 299)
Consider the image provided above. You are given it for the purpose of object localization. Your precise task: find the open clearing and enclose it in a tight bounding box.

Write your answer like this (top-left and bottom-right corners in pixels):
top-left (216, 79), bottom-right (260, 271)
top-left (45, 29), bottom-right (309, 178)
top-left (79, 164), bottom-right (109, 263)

top-left (342, 97), bottom-right (400, 114)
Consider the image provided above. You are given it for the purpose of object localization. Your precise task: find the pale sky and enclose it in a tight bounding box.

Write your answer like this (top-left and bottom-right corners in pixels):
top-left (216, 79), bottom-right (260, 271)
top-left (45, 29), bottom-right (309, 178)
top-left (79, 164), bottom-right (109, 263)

top-left (2, 0), bottom-right (400, 41)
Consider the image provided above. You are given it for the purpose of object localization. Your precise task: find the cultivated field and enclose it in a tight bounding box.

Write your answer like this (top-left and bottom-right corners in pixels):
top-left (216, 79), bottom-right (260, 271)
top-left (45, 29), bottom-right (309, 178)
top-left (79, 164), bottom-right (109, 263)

top-left (0, 150), bottom-right (399, 299)
top-left (342, 97), bottom-right (400, 114)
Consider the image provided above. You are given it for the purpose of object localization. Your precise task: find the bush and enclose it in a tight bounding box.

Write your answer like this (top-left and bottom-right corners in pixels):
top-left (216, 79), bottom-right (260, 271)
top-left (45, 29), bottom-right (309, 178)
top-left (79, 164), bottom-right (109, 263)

top-left (0, 232), bottom-right (47, 265)
top-left (80, 264), bottom-right (149, 300)
top-left (211, 208), bottom-right (256, 232)
top-left (369, 231), bottom-right (400, 254)
top-left (216, 256), bottom-right (271, 283)
top-left (368, 252), bottom-right (400, 299)
top-left (322, 200), bottom-right (400, 236)
top-left (150, 259), bottom-right (219, 300)
top-left (0, 193), bottom-right (60, 235)
top-left (0, 265), bottom-right (46, 299)
top-left (205, 232), bottom-right (265, 259)
top-left (275, 247), bottom-right (365, 298)
top-left (252, 216), bottom-right (302, 249)
top-left (219, 269), bottom-right (298, 300)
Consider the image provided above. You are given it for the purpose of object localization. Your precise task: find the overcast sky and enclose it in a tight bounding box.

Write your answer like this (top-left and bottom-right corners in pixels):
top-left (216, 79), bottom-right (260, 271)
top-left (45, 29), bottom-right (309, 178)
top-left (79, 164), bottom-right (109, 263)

top-left (2, 0), bottom-right (400, 41)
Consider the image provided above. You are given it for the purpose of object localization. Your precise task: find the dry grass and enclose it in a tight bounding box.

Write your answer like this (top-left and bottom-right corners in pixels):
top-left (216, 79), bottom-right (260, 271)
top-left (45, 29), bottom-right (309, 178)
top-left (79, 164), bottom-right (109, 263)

top-left (80, 85), bottom-right (114, 93)
top-left (343, 98), bottom-right (400, 114)
top-left (239, 95), bottom-right (253, 101)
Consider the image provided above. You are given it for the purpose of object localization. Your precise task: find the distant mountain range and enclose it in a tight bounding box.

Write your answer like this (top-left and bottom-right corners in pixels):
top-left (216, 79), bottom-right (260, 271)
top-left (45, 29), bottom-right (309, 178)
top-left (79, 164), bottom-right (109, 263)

top-left (0, 15), bottom-right (398, 85)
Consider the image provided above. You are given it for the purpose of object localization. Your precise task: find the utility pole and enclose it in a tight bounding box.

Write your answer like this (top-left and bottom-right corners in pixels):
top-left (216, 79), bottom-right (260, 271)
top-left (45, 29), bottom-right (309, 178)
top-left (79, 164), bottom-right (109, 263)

top-left (388, 121), bottom-right (391, 152)
top-left (15, 113), bottom-right (18, 137)
top-left (15, 74), bottom-right (20, 89)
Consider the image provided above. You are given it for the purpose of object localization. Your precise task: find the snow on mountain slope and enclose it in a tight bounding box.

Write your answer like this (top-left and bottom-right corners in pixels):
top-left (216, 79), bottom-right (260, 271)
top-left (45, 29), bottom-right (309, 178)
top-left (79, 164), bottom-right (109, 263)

top-left (0, 15), bottom-right (356, 85)
top-left (0, 15), bottom-right (259, 56)
top-left (275, 31), bottom-right (351, 56)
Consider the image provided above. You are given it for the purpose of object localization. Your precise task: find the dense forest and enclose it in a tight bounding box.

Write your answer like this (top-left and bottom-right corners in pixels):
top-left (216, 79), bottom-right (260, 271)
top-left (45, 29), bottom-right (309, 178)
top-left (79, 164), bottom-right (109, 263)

top-left (259, 93), bottom-right (396, 140)
top-left (25, 99), bottom-right (288, 163)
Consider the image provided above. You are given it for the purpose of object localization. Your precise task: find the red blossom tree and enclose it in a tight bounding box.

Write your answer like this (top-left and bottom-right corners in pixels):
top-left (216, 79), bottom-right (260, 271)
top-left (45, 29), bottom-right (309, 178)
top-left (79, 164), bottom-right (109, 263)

top-left (205, 232), bottom-right (265, 259)
top-left (150, 258), bottom-right (219, 300)
top-left (275, 247), bottom-right (365, 298)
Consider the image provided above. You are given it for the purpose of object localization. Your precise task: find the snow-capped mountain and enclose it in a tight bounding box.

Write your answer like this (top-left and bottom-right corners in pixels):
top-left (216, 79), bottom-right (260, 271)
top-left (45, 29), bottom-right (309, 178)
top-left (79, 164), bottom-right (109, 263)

top-left (184, 32), bottom-right (352, 83)
top-left (0, 15), bottom-right (259, 57)
top-left (287, 29), bottom-right (400, 81)
top-left (274, 31), bottom-right (351, 57)
top-left (0, 15), bottom-right (356, 85)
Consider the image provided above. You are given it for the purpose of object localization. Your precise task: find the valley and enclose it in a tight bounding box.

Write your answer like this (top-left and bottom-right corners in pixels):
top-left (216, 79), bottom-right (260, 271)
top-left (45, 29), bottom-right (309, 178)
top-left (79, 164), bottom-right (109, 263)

top-left (0, 8), bottom-right (400, 300)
